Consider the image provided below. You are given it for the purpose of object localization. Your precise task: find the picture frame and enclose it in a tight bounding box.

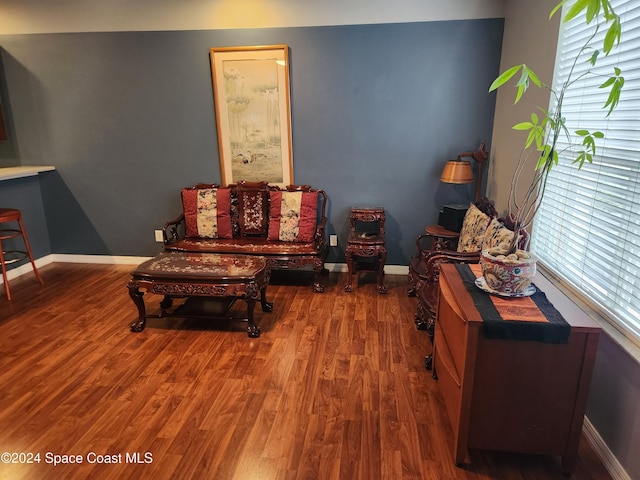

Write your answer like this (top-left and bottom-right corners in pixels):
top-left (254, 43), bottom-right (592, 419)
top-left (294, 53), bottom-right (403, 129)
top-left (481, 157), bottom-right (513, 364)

top-left (210, 45), bottom-right (293, 187)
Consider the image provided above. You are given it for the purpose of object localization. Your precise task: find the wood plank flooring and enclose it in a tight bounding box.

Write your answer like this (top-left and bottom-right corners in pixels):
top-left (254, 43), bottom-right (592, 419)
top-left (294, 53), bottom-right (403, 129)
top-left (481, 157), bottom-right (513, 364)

top-left (0, 263), bottom-right (613, 479)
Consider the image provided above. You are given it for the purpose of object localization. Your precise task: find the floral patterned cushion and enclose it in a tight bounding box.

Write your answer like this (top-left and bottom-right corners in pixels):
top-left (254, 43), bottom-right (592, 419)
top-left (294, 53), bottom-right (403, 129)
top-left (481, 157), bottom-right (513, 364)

top-left (267, 191), bottom-right (318, 242)
top-left (482, 217), bottom-right (515, 250)
top-left (181, 187), bottom-right (232, 239)
top-left (456, 203), bottom-right (491, 253)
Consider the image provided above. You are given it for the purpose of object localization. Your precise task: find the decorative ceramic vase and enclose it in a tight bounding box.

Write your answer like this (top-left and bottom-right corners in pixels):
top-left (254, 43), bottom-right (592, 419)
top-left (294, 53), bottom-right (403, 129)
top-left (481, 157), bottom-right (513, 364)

top-left (479, 249), bottom-right (537, 296)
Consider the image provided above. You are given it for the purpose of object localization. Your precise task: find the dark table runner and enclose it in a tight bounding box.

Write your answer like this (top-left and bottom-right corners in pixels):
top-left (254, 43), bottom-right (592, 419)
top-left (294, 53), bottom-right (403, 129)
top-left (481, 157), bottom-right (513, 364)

top-left (455, 264), bottom-right (570, 344)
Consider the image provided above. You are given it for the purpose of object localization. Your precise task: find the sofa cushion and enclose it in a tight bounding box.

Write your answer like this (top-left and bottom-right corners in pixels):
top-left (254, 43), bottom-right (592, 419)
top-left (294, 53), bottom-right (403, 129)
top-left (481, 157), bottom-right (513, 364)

top-left (181, 187), bottom-right (232, 239)
top-left (268, 191), bottom-right (318, 242)
top-left (457, 203), bottom-right (491, 253)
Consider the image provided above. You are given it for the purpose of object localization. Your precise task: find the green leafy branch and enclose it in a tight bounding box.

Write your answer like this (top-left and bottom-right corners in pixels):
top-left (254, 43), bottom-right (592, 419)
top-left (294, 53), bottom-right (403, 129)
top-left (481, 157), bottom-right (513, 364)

top-left (487, 0), bottom-right (625, 252)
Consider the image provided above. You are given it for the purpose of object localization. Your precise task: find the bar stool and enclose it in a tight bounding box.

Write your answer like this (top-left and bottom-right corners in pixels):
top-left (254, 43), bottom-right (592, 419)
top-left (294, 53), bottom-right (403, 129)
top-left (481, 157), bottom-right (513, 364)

top-left (0, 208), bottom-right (45, 300)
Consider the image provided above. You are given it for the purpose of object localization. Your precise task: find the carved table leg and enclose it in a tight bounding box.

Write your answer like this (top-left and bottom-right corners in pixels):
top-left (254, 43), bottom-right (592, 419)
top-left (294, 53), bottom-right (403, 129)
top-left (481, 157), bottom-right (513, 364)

top-left (160, 295), bottom-right (173, 310)
top-left (261, 285), bottom-right (274, 312)
top-left (128, 282), bottom-right (147, 332)
top-left (246, 297), bottom-right (260, 338)
top-left (245, 284), bottom-right (261, 338)
top-left (344, 248), bottom-right (354, 292)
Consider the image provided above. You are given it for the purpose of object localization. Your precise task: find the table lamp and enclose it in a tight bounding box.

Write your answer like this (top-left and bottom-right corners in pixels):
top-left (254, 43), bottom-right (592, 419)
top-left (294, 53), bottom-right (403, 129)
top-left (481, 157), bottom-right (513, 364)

top-left (440, 141), bottom-right (489, 202)
top-left (438, 141), bottom-right (489, 231)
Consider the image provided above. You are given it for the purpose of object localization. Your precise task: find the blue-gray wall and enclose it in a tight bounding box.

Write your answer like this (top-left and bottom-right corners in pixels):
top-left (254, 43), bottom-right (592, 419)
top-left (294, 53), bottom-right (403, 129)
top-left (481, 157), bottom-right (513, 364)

top-left (0, 19), bottom-right (503, 264)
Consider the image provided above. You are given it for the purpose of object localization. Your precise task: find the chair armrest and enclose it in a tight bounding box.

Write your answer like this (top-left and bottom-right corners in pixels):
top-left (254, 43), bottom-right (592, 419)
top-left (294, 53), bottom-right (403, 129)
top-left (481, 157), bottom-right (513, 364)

top-left (415, 233), bottom-right (432, 257)
top-left (424, 250), bottom-right (481, 276)
top-left (163, 213), bottom-right (185, 245)
top-left (416, 225), bottom-right (461, 256)
top-left (425, 224), bottom-right (461, 240)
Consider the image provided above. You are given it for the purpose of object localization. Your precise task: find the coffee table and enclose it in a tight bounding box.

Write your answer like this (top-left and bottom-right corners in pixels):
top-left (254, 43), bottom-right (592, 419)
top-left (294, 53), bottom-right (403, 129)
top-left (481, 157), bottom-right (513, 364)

top-left (128, 252), bottom-right (272, 337)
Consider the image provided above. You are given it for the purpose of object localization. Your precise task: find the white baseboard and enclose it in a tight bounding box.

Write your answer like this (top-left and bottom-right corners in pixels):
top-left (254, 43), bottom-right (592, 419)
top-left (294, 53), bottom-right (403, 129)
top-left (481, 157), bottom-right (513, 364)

top-left (583, 417), bottom-right (631, 480)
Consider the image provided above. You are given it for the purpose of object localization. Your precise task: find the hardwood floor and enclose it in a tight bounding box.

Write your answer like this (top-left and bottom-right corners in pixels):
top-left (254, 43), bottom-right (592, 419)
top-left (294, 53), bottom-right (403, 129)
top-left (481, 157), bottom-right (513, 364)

top-left (0, 263), bottom-right (613, 480)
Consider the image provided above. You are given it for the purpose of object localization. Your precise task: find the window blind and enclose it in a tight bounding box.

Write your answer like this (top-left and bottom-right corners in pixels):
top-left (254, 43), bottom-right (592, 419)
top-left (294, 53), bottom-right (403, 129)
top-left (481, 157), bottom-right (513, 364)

top-left (531, 0), bottom-right (640, 341)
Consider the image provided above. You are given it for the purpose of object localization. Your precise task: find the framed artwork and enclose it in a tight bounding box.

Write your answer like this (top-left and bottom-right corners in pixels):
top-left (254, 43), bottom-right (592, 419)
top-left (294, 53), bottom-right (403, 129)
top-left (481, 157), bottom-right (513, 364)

top-left (210, 45), bottom-right (293, 187)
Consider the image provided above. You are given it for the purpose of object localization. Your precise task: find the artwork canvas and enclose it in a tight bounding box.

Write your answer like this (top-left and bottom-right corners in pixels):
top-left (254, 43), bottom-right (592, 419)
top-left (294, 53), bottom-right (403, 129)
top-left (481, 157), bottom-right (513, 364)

top-left (210, 45), bottom-right (293, 187)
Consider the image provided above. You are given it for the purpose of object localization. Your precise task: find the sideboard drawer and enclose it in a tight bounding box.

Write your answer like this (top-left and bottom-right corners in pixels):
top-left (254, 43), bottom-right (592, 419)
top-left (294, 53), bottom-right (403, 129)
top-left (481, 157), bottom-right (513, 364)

top-left (434, 321), bottom-right (462, 434)
top-left (437, 275), bottom-right (467, 377)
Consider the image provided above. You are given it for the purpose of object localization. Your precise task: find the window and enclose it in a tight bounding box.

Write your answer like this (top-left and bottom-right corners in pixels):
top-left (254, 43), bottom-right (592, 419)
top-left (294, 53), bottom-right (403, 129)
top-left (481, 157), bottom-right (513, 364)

top-left (531, 0), bottom-right (640, 342)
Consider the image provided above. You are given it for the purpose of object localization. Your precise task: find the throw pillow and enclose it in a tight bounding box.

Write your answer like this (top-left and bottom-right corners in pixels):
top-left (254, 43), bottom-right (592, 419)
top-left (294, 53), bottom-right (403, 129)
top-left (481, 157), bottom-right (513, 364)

top-left (482, 217), bottom-right (515, 251)
top-left (268, 191), bottom-right (318, 242)
top-left (457, 203), bottom-right (491, 252)
top-left (181, 187), bottom-right (232, 239)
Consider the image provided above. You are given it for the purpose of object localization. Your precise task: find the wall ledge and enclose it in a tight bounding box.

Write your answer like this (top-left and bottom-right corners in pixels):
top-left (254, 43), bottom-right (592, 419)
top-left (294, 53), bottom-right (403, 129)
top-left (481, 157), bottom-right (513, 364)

top-left (0, 166), bottom-right (55, 182)
top-left (538, 265), bottom-right (640, 365)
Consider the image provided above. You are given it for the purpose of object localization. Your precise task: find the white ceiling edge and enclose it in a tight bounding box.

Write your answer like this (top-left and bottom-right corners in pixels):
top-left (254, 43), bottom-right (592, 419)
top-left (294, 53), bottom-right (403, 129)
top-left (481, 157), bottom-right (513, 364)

top-left (0, 0), bottom-right (506, 35)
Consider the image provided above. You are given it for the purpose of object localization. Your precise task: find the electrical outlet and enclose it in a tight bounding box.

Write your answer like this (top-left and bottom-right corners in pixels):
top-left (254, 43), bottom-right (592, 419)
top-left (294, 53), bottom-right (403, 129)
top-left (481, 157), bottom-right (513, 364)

top-left (329, 234), bottom-right (338, 247)
top-left (154, 229), bottom-right (164, 243)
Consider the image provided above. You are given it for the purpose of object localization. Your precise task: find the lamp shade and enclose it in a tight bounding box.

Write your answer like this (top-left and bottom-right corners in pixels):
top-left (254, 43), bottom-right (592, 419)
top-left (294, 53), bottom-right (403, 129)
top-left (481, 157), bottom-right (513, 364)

top-left (440, 160), bottom-right (473, 184)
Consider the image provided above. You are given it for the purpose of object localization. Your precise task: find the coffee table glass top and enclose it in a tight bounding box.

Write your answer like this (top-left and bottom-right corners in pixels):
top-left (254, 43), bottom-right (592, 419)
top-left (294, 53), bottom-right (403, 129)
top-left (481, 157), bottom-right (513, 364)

top-left (133, 252), bottom-right (267, 280)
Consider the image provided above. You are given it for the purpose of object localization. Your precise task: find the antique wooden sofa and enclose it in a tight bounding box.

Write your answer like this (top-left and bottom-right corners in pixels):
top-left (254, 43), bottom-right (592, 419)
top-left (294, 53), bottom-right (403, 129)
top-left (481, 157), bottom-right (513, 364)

top-left (408, 198), bottom-right (528, 341)
top-left (163, 181), bottom-right (328, 292)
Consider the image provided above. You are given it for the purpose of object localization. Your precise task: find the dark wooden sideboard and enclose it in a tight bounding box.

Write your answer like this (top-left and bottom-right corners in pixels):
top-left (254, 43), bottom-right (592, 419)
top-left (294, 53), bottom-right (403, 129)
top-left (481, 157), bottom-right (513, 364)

top-left (433, 264), bottom-right (601, 474)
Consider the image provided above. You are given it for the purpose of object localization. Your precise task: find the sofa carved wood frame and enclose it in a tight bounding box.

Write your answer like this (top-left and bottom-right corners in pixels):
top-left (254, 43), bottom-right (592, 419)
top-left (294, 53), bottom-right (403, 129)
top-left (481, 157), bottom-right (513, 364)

top-left (163, 181), bottom-right (329, 292)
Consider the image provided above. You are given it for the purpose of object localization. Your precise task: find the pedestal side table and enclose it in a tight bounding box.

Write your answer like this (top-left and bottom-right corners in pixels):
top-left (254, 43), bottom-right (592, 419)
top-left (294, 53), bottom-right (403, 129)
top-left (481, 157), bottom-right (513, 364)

top-left (344, 206), bottom-right (387, 294)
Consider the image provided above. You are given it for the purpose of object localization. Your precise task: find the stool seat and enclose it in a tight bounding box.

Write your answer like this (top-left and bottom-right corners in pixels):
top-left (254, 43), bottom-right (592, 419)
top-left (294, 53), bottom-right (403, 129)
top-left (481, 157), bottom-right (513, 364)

top-left (0, 208), bottom-right (22, 222)
top-left (0, 208), bottom-right (44, 300)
